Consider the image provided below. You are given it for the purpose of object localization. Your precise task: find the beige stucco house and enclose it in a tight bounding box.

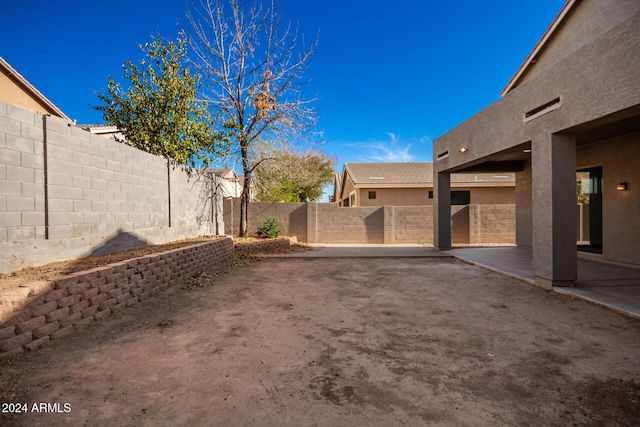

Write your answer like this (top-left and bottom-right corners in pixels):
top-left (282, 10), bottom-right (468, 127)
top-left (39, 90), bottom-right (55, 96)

top-left (0, 56), bottom-right (70, 121)
top-left (433, 0), bottom-right (640, 287)
top-left (335, 162), bottom-right (515, 207)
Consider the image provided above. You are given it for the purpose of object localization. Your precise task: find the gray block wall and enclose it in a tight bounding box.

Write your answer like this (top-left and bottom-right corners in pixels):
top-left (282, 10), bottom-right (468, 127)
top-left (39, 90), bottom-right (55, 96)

top-left (0, 103), bottom-right (217, 274)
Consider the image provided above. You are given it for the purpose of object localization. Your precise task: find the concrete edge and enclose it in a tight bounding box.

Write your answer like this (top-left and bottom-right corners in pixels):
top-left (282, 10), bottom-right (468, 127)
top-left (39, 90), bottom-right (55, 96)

top-left (452, 255), bottom-right (640, 320)
top-left (554, 287), bottom-right (640, 320)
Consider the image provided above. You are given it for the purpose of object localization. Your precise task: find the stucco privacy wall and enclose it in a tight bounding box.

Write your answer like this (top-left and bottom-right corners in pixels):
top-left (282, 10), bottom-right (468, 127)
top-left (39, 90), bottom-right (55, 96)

top-left (223, 199), bottom-right (515, 245)
top-left (0, 238), bottom-right (235, 359)
top-left (0, 103), bottom-right (217, 273)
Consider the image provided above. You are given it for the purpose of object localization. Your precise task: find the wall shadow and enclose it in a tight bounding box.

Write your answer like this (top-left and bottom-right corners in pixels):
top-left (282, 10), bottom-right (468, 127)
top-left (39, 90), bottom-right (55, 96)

top-left (289, 205), bottom-right (308, 242)
top-left (364, 208), bottom-right (384, 244)
top-left (452, 206), bottom-right (470, 244)
top-left (89, 230), bottom-right (150, 257)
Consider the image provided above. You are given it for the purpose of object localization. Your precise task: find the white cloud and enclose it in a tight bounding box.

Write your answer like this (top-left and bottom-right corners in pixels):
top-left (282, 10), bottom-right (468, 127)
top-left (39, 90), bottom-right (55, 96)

top-left (343, 133), bottom-right (431, 163)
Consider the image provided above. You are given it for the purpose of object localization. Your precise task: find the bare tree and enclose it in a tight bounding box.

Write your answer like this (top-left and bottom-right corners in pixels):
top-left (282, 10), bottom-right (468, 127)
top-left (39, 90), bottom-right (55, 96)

top-left (185, 0), bottom-right (319, 236)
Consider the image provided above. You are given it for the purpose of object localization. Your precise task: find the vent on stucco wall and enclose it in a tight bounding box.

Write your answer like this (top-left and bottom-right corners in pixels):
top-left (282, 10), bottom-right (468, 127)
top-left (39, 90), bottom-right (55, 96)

top-left (524, 97), bottom-right (561, 122)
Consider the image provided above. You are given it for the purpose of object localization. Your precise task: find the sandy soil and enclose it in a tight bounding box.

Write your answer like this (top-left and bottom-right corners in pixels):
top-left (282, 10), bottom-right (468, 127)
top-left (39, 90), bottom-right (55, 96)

top-left (1, 255), bottom-right (639, 426)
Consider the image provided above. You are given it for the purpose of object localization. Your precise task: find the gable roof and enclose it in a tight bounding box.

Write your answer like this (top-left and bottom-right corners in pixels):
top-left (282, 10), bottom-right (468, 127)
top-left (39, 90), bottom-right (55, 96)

top-left (343, 162), bottom-right (514, 186)
top-left (0, 56), bottom-right (71, 121)
top-left (501, 0), bottom-right (577, 96)
top-left (345, 162), bottom-right (433, 185)
top-left (337, 162), bottom-right (514, 202)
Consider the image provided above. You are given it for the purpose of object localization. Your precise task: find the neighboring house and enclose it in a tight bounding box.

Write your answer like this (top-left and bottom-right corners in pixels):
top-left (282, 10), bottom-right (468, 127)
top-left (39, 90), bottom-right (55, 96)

top-left (77, 124), bottom-right (124, 141)
top-left (335, 162), bottom-right (514, 207)
top-left (433, 0), bottom-right (640, 287)
top-left (0, 56), bottom-right (70, 121)
top-left (206, 168), bottom-right (243, 198)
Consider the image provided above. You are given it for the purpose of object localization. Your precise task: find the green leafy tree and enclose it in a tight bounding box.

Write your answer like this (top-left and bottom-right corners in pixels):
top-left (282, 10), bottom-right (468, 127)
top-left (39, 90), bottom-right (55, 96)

top-left (255, 149), bottom-right (335, 202)
top-left (94, 35), bottom-right (227, 167)
top-left (185, 0), bottom-right (319, 235)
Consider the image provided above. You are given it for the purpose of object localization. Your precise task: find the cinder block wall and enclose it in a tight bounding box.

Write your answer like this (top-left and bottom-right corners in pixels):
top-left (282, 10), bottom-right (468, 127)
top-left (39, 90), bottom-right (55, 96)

top-left (0, 237), bottom-right (234, 359)
top-left (226, 200), bottom-right (515, 245)
top-left (469, 204), bottom-right (516, 244)
top-left (386, 206), bottom-right (433, 244)
top-left (223, 198), bottom-right (307, 240)
top-left (0, 103), bottom-right (218, 273)
top-left (316, 204), bottom-right (384, 243)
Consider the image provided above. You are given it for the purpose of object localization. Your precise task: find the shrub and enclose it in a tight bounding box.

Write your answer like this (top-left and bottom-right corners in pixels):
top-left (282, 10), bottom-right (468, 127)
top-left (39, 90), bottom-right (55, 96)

top-left (257, 218), bottom-right (280, 238)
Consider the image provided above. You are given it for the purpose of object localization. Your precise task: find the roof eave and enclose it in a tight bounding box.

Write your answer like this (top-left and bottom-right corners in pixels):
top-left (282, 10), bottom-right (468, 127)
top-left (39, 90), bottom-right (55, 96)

top-left (0, 56), bottom-right (72, 122)
top-left (501, 0), bottom-right (578, 96)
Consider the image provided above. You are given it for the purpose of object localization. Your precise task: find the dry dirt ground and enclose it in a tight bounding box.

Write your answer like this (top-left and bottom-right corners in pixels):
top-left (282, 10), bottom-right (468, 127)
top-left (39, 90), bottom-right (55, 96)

top-left (1, 254), bottom-right (639, 426)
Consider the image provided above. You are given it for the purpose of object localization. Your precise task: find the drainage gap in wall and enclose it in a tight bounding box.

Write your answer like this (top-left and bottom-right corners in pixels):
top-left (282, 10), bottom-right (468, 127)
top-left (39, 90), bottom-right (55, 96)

top-left (524, 97), bottom-right (561, 122)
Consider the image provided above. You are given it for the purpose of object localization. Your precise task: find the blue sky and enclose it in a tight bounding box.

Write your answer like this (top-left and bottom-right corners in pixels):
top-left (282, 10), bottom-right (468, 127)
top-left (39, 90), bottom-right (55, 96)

top-left (1, 0), bottom-right (565, 174)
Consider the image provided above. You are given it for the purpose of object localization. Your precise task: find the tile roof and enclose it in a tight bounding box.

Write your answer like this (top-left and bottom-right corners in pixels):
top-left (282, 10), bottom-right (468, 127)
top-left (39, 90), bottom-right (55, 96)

top-left (344, 162), bottom-right (515, 185)
top-left (345, 162), bottom-right (433, 185)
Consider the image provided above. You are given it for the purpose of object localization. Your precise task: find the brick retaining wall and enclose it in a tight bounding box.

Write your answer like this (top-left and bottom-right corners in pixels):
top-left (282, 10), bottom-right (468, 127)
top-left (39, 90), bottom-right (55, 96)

top-left (0, 237), bottom-right (235, 359)
top-left (234, 237), bottom-right (295, 254)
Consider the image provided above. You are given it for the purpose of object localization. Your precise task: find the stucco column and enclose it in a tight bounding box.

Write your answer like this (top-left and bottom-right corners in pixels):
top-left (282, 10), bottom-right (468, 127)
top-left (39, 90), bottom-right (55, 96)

top-left (532, 133), bottom-right (577, 287)
top-left (434, 172), bottom-right (452, 250)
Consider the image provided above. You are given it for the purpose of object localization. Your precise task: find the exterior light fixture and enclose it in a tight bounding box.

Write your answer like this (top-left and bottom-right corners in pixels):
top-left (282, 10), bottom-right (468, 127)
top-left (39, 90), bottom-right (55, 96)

top-left (523, 149), bottom-right (532, 153)
top-left (459, 147), bottom-right (468, 153)
top-left (617, 182), bottom-right (628, 191)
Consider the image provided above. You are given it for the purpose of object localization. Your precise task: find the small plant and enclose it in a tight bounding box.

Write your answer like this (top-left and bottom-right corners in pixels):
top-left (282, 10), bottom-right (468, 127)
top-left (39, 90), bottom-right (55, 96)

top-left (257, 218), bottom-right (280, 239)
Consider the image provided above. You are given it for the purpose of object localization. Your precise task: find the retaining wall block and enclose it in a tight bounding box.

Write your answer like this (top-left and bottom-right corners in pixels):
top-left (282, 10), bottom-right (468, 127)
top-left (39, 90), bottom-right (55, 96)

top-left (98, 298), bottom-right (117, 311)
top-left (54, 275), bottom-right (81, 290)
top-left (25, 336), bottom-right (50, 351)
top-left (44, 288), bottom-right (69, 302)
top-left (51, 326), bottom-right (74, 340)
top-left (0, 325), bottom-right (16, 340)
top-left (33, 321), bottom-right (60, 339)
top-left (0, 332), bottom-right (32, 352)
top-left (81, 287), bottom-right (99, 301)
top-left (60, 312), bottom-right (82, 328)
top-left (46, 307), bottom-right (70, 323)
top-left (90, 293), bottom-right (108, 307)
top-left (57, 294), bottom-right (80, 308)
top-left (0, 238), bottom-right (234, 358)
top-left (30, 301), bottom-right (58, 317)
top-left (15, 315), bottom-right (46, 334)
top-left (80, 305), bottom-right (99, 319)
top-left (67, 281), bottom-right (91, 295)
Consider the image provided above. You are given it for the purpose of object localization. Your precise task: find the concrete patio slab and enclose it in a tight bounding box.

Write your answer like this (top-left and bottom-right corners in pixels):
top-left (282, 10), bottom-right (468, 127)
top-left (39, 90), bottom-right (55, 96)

top-left (448, 247), bottom-right (640, 319)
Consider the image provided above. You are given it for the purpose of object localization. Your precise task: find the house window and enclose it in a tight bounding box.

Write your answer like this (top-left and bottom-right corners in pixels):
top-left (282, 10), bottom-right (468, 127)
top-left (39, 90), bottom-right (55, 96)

top-left (428, 191), bottom-right (433, 199)
top-left (343, 198), bottom-right (350, 207)
top-left (368, 191), bottom-right (376, 199)
top-left (451, 190), bottom-right (471, 205)
top-left (350, 193), bottom-right (356, 207)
